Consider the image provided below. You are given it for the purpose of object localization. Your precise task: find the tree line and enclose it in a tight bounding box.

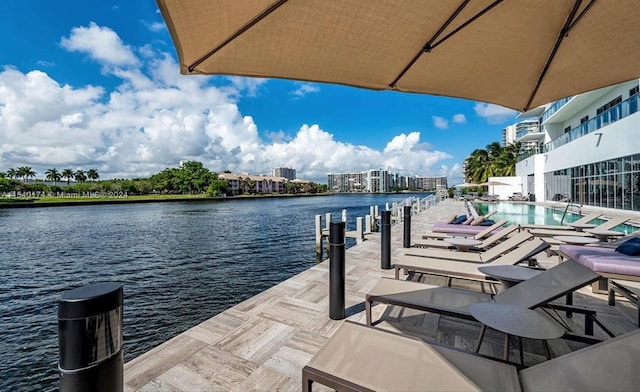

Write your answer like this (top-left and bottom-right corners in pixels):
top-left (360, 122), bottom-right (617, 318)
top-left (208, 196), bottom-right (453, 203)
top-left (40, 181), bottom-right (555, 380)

top-left (0, 161), bottom-right (326, 197)
top-left (2, 166), bottom-right (99, 185)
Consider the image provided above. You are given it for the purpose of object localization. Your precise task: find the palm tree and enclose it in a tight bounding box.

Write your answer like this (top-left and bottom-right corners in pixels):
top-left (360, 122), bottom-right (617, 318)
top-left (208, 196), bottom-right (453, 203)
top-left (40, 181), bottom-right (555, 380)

top-left (17, 166), bottom-right (36, 182)
top-left (62, 168), bottom-right (74, 186)
top-left (45, 168), bottom-right (62, 186)
top-left (87, 169), bottom-right (99, 181)
top-left (74, 170), bottom-right (87, 184)
top-left (465, 142), bottom-right (521, 183)
top-left (6, 168), bottom-right (17, 180)
top-left (465, 149), bottom-right (491, 184)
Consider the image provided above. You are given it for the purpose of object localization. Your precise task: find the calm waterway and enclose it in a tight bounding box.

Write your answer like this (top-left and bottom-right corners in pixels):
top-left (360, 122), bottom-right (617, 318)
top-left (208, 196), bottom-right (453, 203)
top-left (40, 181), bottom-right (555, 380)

top-left (1, 193), bottom-right (427, 391)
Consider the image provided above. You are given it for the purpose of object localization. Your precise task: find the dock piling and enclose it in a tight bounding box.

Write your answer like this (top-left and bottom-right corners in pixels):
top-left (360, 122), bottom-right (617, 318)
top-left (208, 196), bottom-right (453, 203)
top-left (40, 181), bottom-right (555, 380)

top-left (315, 214), bottom-right (322, 257)
top-left (381, 211), bottom-right (391, 269)
top-left (329, 221), bottom-right (345, 320)
top-left (58, 283), bottom-right (123, 392)
top-left (403, 205), bottom-right (412, 248)
top-left (356, 217), bottom-right (364, 243)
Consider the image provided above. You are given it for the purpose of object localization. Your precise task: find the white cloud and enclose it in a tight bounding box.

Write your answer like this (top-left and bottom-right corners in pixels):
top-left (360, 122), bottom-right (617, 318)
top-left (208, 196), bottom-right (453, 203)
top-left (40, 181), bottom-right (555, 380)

top-left (0, 23), bottom-right (455, 183)
top-left (225, 76), bottom-right (267, 97)
top-left (60, 22), bottom-right (139, 67)
top-left (452, 114), bottom-right (466, 124)
top-left (474, 103), bottom-right (517, 124)
top-left (142, 20), bottom-right (166, 32)
top-left (432, 116), bottom-right (448, 129)
top-left (291, 82), bottom-right (320, 98)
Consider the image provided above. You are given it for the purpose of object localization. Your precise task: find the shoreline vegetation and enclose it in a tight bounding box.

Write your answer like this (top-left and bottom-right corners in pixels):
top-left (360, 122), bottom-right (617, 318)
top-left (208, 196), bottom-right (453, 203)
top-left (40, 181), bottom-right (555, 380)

top-left (0, 192), bottom-right (334, 209)
top-left (0, 160), bottom-right (333, 208)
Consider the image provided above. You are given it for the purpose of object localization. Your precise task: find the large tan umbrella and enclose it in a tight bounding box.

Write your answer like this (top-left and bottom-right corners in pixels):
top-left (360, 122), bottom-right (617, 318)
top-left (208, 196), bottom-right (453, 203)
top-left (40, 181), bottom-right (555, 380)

top-left (480, 180), bottom-right (510, 195)
top-left (156, 0), bottom-right (640, 111)
top-left (455, 183), bottom-right (478, 188)
top-left (479, 181), bottom-right (510, 187)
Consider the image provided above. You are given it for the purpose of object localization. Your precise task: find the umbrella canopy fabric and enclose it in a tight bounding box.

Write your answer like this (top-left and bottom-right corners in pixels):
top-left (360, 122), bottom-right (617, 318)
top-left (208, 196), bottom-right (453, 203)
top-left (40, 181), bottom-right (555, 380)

top-left (156, 0), bottom-right (640, 111)
top-left (480, 181), bottom-right (510, 186)
top-left (454, 183), bottom-right (479, 188)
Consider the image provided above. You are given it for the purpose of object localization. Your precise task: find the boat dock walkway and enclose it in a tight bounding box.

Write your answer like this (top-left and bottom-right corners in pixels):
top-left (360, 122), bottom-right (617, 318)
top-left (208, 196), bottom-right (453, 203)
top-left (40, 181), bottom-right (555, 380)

top-left (124, 199), bottom-right (638, 391)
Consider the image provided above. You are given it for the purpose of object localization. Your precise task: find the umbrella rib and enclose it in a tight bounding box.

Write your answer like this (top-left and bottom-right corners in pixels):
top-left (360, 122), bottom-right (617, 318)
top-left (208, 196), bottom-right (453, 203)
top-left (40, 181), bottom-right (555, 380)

top-left (565, 0), bottom-right (597, 35)
top-left (389, 0), bottom-right (502, 89)
top-left (426, 0), bottom-right (503, 53)
top-left (187, 0), bottom-right (289, 73)
top-left (525, 0), bottom-right (594, 110)
top-left (423, 0), bottom-right (472, 53)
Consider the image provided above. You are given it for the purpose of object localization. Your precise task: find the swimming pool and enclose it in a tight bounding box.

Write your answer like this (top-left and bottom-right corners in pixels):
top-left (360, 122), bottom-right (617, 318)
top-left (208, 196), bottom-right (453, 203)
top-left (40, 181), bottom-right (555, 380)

top-left (474, 202), bottom-right (637, 234)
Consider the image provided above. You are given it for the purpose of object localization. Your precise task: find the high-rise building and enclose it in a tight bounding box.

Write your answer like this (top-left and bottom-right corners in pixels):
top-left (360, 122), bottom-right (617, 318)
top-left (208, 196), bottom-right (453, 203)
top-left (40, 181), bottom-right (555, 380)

top-left (414, 176), bottom-right (448, 191)
top-left (272, 167), bottom-right (296, 180)
top-left (327, 172), bottom-right (365, 192)
top-left (328, 171), bottom-right (446, 192)
top-left (366, 169), bottom-right (391, 193)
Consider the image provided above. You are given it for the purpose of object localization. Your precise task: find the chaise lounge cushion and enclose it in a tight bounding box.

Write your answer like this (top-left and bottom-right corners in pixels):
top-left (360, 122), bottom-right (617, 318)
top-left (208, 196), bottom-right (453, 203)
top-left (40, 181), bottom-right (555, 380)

top-left (432, 221), bottom-right (500, 234)
top-left (452, 215), bottom-right (467, 224)
top-left (559, 244), bottom-right (640, 276)
top-left (616, 237), bottom-right (640, 256)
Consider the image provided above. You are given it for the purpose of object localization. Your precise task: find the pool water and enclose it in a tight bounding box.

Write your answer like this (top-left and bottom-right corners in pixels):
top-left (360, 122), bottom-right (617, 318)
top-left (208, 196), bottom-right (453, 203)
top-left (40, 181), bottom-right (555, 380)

top-left (474, 202), bottom-right (636, 234)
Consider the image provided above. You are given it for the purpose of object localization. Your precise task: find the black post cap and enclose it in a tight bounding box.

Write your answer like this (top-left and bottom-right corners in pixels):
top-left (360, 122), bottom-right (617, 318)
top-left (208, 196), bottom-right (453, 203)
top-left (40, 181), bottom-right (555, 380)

top-left (58, 283), bottom-right (123, 319)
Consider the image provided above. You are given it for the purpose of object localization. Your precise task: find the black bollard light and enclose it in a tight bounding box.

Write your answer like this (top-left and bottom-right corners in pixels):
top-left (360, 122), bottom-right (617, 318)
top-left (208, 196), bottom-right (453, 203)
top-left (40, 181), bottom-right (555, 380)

top-left (329, 221), bottom-right (346, 320)
top-left (381, 211), bottom-right (391, 269)
top-left (58, 282), bottom-right (124, 392)
top-left (403, 205), bottom-right (412, 248)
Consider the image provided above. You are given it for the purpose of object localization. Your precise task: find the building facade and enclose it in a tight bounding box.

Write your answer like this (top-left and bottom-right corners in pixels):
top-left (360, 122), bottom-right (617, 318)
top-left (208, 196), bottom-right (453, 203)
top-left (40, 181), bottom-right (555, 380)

top-left (328, 171), bottom-right (446, 193)
top-left (516, 79), bottom-right (640, 211)
top-left (414, 176), bottom-right (448, 191)
top-left (272, 167), bottom-right (296, 180)
top-left (502, 124), bottom-right (517, 146)
top-left (218, 173), bottom-right (288, 195)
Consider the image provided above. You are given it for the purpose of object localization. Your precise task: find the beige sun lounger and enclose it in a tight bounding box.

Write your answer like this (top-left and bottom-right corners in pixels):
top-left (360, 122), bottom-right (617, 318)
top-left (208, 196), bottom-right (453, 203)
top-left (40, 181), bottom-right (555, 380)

top-left (519, 212), bottom-right (603, 230)
top-left (302, 321), bottom-right (520, 392)
top-left (422, 219), bottom-right (507, 240)
top-left (528, 216), bottom-right (630, 237)
top-left (396, 238), bottom-right (550, 284)
top-left (415, 225), bottom-right (518, 250)
top-left (303, 321), bottom-right (640, 392)
top-left (366, 259), bottom-right (602, 335)
top-left (406, 231), bottom-right (532, 263)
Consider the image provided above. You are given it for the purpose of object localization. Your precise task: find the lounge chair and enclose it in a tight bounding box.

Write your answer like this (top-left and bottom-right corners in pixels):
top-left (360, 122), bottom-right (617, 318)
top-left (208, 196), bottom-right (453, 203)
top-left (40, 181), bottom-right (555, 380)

top-left (608, 280), bottom-right (640, 326)
top-left (519, 212), bottom-right (603, 231)
top-left (406, 231), bottom-right (532, 263)
top-left (422, 219), bottom-right (507, 240)
top-left (527, 216), bottom-right (630, 238)
top-left (396, 238), bottom-right (550, 286)
top-left (366, 259), bottom-right (605, 337)
top-left (415, 224), bottom-right (518, 250)
top-left (558, 244), bottom-right (640, 293)
top-left (302, 321), bottom-right (640, 392)
top-left (508, 192), bottom-right (529, 201)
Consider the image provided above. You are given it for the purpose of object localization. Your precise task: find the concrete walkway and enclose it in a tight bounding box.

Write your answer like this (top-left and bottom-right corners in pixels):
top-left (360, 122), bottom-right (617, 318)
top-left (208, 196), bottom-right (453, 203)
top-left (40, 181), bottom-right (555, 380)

top-left (124, 199), bottom-right (637, 391)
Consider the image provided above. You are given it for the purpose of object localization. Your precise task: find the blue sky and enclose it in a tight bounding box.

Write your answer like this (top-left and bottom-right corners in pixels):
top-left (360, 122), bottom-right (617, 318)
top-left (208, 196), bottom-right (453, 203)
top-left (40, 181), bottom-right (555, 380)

top-left (0, 0), bottom-right (519, 184)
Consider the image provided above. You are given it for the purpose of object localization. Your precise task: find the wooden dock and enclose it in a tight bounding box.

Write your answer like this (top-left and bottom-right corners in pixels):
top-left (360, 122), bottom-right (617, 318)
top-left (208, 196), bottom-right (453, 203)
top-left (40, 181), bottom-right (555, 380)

top-left (124, 198), bottom-right (639, 391)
